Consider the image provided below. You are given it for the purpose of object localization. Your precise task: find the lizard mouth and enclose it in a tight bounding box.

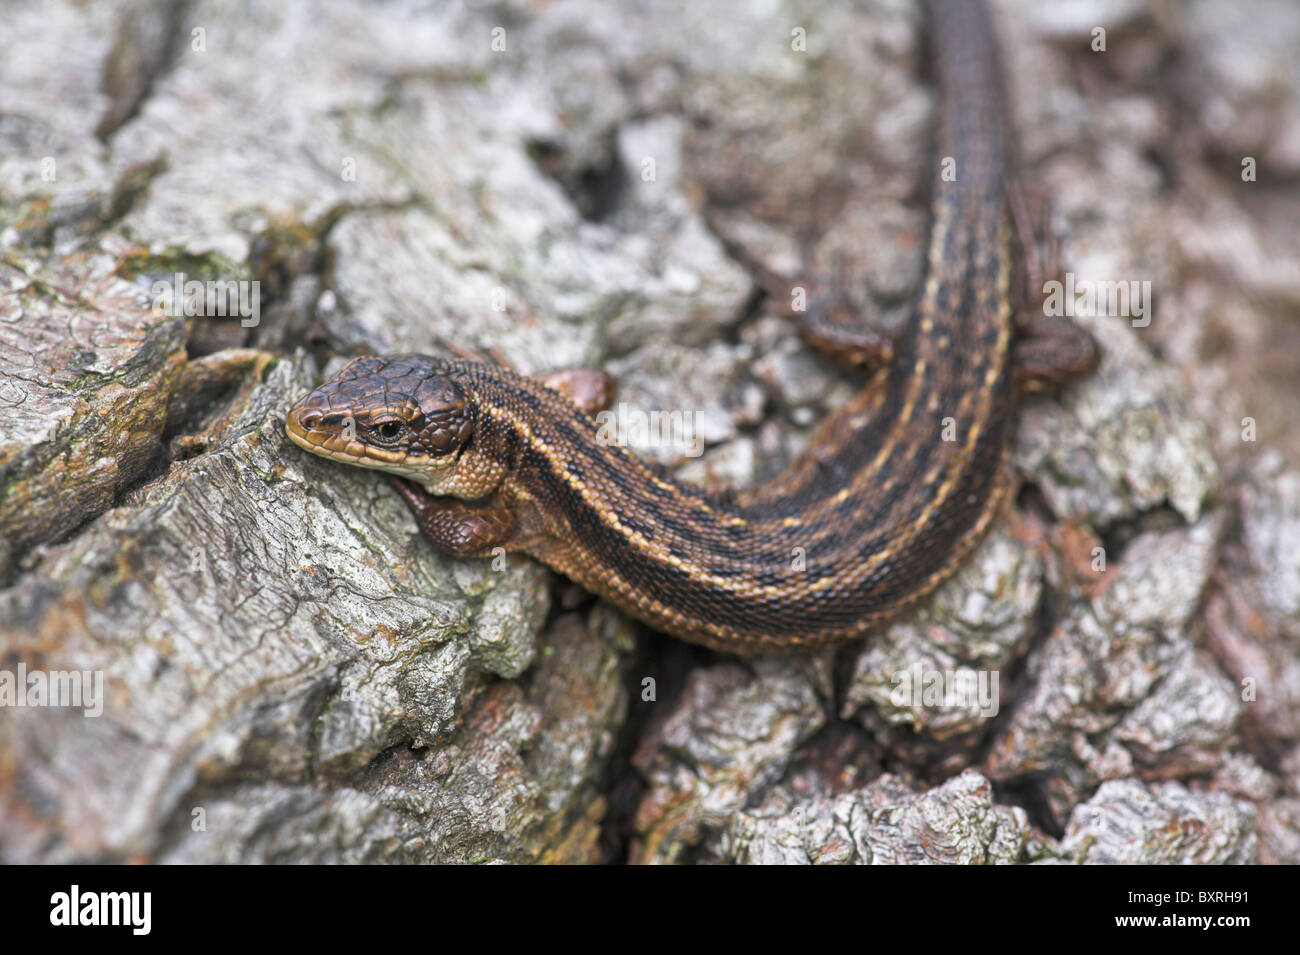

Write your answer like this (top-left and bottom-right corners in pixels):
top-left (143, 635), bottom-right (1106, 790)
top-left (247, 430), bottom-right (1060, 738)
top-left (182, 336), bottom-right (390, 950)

top-left (284, 405), bottom-right (430, 471)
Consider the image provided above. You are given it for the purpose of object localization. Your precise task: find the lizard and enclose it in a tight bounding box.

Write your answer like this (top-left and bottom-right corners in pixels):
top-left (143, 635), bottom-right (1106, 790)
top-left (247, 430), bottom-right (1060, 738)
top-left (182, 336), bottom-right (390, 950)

top-left (284, 0), bottom-right (1097, 654)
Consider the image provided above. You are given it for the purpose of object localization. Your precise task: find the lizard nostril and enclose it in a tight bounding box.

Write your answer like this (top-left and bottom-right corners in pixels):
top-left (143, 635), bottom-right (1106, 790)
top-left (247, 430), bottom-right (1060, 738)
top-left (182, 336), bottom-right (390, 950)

top-left (291, 403), bottom-right (324, 430)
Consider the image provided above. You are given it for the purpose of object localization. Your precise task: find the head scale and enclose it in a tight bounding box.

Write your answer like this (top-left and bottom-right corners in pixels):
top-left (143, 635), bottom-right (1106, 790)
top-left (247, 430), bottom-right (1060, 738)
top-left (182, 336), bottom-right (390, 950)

top-left (285, 356), bottom-right (475, 483)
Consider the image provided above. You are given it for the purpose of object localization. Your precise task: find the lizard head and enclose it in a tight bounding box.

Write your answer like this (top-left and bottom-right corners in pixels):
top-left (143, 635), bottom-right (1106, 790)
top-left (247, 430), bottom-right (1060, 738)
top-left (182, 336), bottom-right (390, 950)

top-left (285, 355), bottom-right (479, 490)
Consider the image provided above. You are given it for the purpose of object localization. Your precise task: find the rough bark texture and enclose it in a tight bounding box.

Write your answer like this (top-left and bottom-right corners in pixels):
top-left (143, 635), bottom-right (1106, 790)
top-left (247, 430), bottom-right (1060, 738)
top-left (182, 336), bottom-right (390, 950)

top-left (2, 0), bottom-right (1298, 863)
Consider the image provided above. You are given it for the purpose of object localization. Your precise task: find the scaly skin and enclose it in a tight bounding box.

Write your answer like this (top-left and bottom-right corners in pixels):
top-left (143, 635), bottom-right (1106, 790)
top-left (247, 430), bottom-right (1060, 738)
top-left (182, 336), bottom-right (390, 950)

top-left (285, 0), bottom-right (1096, 654)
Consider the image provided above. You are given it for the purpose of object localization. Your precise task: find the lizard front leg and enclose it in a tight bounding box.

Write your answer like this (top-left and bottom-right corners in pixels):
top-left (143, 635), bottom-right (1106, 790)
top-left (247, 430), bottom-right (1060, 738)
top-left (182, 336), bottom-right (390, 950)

top-left (535, 368), bottom-right (617, 416)
top-left (386, 475), bottom-right (516, 558)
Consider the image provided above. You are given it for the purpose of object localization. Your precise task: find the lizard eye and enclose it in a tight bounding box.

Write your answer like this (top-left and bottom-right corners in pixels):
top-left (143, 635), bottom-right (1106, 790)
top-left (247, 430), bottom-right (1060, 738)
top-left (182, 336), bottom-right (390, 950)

top-left (373, 419), bottom-right (404, 441)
